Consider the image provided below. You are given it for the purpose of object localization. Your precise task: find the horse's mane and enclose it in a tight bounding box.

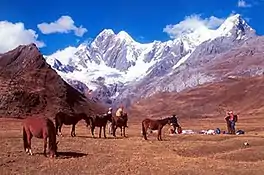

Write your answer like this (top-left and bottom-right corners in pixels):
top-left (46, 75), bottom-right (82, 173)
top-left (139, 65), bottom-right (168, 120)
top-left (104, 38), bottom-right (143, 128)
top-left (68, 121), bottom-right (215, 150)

top-left (157, 116), bottom-right (170, 121)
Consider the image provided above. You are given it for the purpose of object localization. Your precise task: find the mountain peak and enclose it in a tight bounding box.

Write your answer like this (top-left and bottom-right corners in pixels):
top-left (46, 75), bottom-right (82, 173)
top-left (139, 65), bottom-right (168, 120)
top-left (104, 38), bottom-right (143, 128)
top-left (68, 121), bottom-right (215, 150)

top-left (216, 14), bottom-right (255, 39)
top-left (221, 14), bottom-right (246, 27)
top-left (99, 29), bottom-right (115, 36)
top-left (116, 31), bottom-right (134, 42)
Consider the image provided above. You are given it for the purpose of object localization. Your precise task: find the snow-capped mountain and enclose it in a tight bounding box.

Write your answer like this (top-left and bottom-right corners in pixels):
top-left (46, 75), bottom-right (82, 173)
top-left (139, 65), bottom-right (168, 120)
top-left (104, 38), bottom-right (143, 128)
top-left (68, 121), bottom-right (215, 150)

top-left (46, 14), bottom-right (257, 107)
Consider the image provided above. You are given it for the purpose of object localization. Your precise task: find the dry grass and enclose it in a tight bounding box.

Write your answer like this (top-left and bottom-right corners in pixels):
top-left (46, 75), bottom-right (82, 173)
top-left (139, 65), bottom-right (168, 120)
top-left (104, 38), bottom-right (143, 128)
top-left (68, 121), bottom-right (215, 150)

top-left (1, 117), bottom-right (264, 175)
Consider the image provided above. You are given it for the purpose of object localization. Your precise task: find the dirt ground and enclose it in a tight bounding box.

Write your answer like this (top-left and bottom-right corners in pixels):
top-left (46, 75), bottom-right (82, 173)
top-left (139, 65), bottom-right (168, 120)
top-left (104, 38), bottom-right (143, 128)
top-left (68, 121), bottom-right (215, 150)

top-left (1, 117), bottom-right (264, 175)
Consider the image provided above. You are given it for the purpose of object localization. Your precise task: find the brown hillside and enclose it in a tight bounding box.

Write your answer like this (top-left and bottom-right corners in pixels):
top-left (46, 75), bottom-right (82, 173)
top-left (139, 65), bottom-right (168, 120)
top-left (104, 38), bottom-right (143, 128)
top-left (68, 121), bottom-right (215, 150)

top-left (0, 44), bottom-right (105, 118)
top-left (129, 75), bottom-right (264, 119)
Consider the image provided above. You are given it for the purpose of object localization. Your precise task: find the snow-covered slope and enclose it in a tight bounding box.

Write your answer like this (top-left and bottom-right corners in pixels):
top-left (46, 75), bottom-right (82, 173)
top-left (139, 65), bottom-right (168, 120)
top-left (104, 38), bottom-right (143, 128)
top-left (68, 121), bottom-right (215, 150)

top-left (45, 14), bottom-right (256, 106)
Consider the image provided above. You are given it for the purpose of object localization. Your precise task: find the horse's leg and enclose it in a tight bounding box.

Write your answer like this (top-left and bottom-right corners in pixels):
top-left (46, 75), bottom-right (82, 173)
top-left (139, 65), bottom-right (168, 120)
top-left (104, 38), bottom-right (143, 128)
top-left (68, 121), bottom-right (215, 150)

top-left (43, 136), bottom-right (47, 157)
top-left (111, 123), bottom-right (115, 137)
top-left (23, 128), bottom-right (29, 153)
top-left (27, 133), bottom-right (33, 155)
top-left (113, 125), bottom-right (117, 137)
top-left (142, 123), bottom-right (148, 140)
top-left (99, 127), bottom-right (102, 138)
top-left (123, 126), bottom-right (126, 138)
top-left (159, 126), bottom-right (164, 141)
top-left (108, 123), bottom-right (111, 135)
top-left (73, 124), bottom-right (76, 137)
top-left (55, 122), bottom-right (59, 136)
top-left (71, 124), bottom-right (76, 137)
top-left (157, 127), bottom-right (162, 141)
top-left (120, 127), bottom-right (122, 136)
top-left (103, 126), bottom-right (106, 138)
top-left (91, 126), bottom-right (95, 138)
top-left (59, 123), bottom-right (63, 137)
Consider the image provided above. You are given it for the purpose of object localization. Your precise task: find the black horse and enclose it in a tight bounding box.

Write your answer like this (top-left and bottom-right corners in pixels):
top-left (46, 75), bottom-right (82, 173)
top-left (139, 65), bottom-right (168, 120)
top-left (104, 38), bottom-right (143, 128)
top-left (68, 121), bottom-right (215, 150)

top-left (87, 113), bottom-right (112, 138)
top-left (55, 111), bottom-right (89, 137)
top-left (111, 113), bottom-right (128, 137)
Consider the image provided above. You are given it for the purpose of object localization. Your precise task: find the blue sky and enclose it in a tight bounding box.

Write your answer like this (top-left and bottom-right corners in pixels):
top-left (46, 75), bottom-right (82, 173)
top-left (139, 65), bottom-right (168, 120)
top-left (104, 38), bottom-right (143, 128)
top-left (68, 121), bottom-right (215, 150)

top-left (0, 0), bottom-right (263, 55)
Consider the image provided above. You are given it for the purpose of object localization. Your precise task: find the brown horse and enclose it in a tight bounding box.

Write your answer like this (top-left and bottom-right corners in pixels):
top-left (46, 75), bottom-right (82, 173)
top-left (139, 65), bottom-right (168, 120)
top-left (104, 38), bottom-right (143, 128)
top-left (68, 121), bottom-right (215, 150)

top-left (55, 111), bottom-right (89, 137)
top-left (111, 113), bottom-right (128, 137)
top-left (142, 115), bottom-right (179, 141)
top-left (22, 117), bottom-right (58, 158)
top-left (87, 113), bottom-right (112, 138)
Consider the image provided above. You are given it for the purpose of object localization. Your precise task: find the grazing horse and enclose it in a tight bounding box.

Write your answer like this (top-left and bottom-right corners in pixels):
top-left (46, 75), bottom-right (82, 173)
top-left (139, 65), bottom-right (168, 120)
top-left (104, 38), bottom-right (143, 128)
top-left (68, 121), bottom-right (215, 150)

top-left (87, 113), bottom-right (112, 138)
top-left (55, 111), bottom-right (88, 137)
top-left (22, 117), bottom-right (58, 158)
top-left (142, 116), bottom-right (179, 141)
top-left (111, 113), bottom-right (128, 137)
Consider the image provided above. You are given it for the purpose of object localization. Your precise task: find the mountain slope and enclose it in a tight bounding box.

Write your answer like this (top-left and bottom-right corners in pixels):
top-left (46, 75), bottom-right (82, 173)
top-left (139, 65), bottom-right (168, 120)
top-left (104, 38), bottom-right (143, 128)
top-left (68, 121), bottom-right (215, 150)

top-left (45, 14), bottom-right (257, 107)
top-left (0, 44), bottom-right (105, 118)
top-left (129, 75), bottom-right (264, 119)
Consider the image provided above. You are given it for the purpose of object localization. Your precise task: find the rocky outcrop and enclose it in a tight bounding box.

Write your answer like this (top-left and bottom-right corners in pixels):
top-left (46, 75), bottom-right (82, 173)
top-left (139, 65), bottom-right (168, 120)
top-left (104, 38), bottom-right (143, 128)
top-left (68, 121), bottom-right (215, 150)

top-left (0, 44), bottom-right (105, 118)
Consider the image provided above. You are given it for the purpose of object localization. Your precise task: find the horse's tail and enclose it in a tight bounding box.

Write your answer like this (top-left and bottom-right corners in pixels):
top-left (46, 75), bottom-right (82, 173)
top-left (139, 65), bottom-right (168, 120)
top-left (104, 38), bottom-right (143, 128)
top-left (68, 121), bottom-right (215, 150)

top-left (142, 120), bottom-right (147, 140)
top-left (23, 126), bottom-right (28, 151)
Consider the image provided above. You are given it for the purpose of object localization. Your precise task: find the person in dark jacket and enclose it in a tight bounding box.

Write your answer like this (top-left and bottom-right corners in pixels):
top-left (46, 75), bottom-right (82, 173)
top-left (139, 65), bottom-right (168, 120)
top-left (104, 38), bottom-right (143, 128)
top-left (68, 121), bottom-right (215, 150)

top-left (225, 111), bottom-right (238, 134)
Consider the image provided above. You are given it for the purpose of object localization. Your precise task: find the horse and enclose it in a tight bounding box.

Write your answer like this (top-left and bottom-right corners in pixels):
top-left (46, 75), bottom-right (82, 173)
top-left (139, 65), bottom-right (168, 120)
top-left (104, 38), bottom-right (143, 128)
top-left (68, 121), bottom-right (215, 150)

top-left (111, 113), bottom-right (128, 137)
top-left (55, 111), bottom-right (89, 137)
top-left (22, 117), bottom-right (58, 158)
top-left (142, 115), bottom-right (180, 141)
top-left (87, 113), bottom-right (112, 138)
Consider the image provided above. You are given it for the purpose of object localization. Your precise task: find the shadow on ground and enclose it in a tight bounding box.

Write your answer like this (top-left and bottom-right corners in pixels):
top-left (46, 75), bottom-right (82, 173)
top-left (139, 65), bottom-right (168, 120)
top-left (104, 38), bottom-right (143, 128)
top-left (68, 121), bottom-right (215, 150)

top-left (57, 151), bottom-right (88, 159)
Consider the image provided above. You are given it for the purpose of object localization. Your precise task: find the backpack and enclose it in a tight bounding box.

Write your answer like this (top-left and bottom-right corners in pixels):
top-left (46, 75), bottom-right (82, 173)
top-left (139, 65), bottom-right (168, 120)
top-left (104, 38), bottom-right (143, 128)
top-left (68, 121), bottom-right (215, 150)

top-left (215, 128), bottom-right (221, 134)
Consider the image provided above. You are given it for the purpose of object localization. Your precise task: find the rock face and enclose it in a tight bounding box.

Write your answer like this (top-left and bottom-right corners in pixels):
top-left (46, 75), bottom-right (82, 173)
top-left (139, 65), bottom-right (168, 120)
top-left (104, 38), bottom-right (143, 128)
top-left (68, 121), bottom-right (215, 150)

top-left (0, 44), bottom-right (105, 118)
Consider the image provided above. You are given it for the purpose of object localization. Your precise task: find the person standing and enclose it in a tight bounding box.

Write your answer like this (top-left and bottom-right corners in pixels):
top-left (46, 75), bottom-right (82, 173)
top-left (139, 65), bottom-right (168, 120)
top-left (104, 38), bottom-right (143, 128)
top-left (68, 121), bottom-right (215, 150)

top-left (225, 111), bottom-right (238, 134)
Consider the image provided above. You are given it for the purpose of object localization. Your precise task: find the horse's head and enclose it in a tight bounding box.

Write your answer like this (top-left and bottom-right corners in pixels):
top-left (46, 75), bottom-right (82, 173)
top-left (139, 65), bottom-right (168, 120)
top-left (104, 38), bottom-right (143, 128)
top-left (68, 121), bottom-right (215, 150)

top-left (50, 141), bottom-right (59, 158)
top-left (168, 115), bottom-right (180, 128)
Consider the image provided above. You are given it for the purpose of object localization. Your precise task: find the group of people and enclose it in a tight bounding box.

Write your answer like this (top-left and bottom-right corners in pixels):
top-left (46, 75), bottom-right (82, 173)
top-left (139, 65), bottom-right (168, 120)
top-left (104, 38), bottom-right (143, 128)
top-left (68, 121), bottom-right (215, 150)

top-left (106, 105), bottom-right (125, 118)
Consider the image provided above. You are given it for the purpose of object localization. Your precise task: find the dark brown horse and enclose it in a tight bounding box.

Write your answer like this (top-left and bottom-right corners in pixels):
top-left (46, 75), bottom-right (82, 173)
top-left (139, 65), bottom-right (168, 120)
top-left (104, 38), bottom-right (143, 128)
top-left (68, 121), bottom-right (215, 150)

top-left (111, 113), bottom-right (128, 137)
top-left (87, 113), bottom-right (112, 138)
top-left (142, 115), bottom-right (179, 141)
top-left (22, 117), bottom-right (58, 158)
top-left (55, 111), bottom-right (89, 137)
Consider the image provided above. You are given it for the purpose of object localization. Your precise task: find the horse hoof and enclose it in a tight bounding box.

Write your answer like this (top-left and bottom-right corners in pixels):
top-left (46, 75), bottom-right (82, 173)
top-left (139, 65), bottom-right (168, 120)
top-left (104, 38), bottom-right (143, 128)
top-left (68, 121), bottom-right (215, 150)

top-left (27, 149), bottom-right (33, 155)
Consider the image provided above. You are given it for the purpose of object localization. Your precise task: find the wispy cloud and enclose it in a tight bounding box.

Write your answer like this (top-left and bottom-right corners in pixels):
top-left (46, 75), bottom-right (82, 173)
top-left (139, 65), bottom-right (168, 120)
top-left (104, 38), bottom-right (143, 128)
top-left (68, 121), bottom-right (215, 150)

top-left (37, 15), bottom-right (87, 37)
top-left (163, 14), bottom-right (225, 39)
top-left (237, 0), bottom-right (252, 8)
top-left (0, 21), bottom-right (45, 53)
